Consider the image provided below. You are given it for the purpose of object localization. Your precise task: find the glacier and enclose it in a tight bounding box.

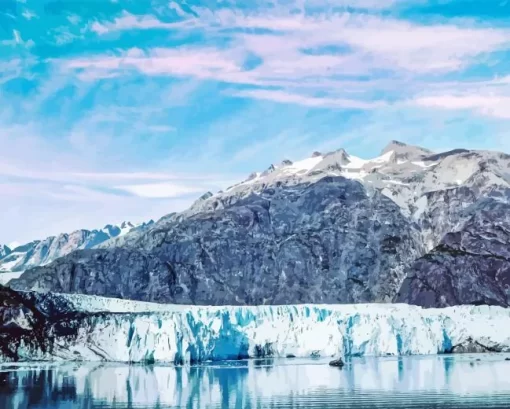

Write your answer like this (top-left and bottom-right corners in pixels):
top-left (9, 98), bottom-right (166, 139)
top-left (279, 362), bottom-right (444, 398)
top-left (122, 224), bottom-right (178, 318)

top-left (2, 289), bottom-right (510, 364)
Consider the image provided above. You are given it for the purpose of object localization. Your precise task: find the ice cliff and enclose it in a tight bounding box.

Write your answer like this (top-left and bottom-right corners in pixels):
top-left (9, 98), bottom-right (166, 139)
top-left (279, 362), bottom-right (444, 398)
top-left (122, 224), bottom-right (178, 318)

top-left (1, 287), bottom-right (510, 364)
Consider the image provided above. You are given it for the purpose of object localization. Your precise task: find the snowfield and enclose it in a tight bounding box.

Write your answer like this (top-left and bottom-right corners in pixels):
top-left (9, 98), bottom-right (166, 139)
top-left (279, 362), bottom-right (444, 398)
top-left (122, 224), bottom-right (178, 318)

top-left (5, 292), bottom-right (510, 364)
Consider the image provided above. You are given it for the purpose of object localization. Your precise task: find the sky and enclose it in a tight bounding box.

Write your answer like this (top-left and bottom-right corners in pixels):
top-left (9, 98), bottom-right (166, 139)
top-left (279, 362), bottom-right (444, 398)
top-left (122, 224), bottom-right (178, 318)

top-left (1, 0), bottom-right (510, 244)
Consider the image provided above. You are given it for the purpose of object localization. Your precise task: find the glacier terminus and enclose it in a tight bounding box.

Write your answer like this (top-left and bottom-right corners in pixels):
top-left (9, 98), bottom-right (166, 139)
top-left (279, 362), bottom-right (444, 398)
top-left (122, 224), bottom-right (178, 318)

top-left (1, 286), bottom-right (509, 364)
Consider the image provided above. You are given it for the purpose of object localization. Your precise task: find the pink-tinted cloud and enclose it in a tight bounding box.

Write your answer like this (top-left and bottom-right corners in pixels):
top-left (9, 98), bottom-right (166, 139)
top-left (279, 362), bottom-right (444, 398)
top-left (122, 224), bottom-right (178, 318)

top-left (90, 11), bottom-right (198, 34)
top-left (412, 95), bottom-right (510, 119)
top-left (65, 5), bottom-right (510, 111)
top-left (230, 89), bottom-right (386, 109)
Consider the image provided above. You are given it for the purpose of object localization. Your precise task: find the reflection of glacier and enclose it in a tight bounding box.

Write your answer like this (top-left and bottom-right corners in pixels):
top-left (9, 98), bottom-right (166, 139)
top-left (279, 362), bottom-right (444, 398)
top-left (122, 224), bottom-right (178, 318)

top-left (11, 293), bottom-right (510, 363)
top-left (3, 356), bottom-right (510, 409)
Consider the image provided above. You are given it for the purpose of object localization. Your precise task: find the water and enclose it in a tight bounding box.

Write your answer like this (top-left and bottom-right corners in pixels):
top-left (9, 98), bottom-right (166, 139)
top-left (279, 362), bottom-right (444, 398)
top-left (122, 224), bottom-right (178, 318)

top-left (2, 354), bottom-right (510, 408)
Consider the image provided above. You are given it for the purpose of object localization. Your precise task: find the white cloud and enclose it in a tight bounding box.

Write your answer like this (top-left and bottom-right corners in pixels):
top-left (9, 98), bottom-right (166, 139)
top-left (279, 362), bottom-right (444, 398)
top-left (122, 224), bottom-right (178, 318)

top-left (230, 130), bottom-right (313, 163)
top-left (116, 182), bottom-right (207, 198)
top-left (301, 0), bottom-right (403, 9)
top-left (67, 14), bottom-right (82, 25)
top-left (21, 9), bottom-right (37, 20)
top-left (230, 89), bottom-right (387, 109)
top-left (412, 95), bottom-right (510, 119)
top-left (90, 11), bottom-right (198, 35)
top-left (47, 185), bottom-right (125, 203)
top-left (63, 47), bottom-right (245, 82)
top-left (224, 12), bottom-right (510, 73)
top-left (82, 12), bottom-right (510, 76)
top-left (1, 30), bottom-right (34, 48)
top-left (64, 6), bottom-right (510, 111)
top-left (8, 241), bottom-right (20, 250)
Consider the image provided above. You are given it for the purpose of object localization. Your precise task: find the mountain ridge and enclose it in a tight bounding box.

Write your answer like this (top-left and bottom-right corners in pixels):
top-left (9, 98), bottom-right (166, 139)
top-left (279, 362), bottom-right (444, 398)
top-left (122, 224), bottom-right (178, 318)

top-left (0, 220), bottom-right (154, 283)
top-left (9, 140), bottom-right (510, 308)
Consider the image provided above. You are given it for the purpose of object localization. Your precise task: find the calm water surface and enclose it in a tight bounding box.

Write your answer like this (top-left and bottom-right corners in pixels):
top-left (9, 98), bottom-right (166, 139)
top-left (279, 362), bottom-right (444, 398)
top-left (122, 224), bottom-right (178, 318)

top-left (1, 354), bottom-right (510, 408)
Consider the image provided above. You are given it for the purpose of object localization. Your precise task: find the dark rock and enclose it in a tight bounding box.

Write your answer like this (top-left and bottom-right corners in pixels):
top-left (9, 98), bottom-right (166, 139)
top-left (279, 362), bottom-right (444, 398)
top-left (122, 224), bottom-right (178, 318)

top-left (0, 285), bottom-right (84, 361)
top-left (329, 358), bottom-right (345, 368)
top-left (254, 343), bottom-right (274, 358)
top-left (445, 338), bottom-right (503, 354)
top-left (396, 198), bottom-right (510, 308)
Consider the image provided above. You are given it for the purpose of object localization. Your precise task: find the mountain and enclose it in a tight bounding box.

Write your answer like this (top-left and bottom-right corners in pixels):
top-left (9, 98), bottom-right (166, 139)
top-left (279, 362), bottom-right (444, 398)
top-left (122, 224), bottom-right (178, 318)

top-left (0, 245), bottom-right (11, 259)
top-left (0, 221), bottom-right (154, 282)
top-left (9, 141), bottom-right (510, 307)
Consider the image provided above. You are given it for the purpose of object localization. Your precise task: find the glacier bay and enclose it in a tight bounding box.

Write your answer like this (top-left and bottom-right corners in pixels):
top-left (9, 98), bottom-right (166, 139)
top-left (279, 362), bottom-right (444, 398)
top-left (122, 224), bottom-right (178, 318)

top-left (2, 289), bottom-right (510, 364)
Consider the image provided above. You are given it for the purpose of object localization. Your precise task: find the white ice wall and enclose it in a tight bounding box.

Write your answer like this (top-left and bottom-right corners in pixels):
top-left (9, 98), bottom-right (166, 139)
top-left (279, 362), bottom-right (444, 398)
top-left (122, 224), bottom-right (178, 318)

top-left (10, 295), bottom-right (510, 364)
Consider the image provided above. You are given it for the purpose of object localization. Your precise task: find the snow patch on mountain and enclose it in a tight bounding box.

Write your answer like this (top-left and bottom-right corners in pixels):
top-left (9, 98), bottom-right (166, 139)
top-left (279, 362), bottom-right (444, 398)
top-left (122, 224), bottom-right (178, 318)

top-left (190, 142), bottom-right (510, 244)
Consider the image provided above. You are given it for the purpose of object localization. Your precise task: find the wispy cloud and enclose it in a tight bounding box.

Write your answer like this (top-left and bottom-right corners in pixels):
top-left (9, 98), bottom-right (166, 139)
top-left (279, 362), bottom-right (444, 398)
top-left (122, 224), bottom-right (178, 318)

top-left (230, 89), bottom-right (387, 109)
top-left (62, 46), bottom-right (244, 81)
top-left (230, 129), bottom-right (314, 163)
top-left (3, 0), bottom-right (510, 244)
top-left (116, 182), bottom-right (207, 198)
top-left (21, 9), bottom-right (37, 20)
top-left (407, 74), bottom-right (510, 120)
top-left (1, 29), bottom-right (34, 48)
top-left (64, 6), bottom-right (510, 111)
top-left (80, 12), bottom-right (510, 75)
top-left (90, 11), bottom-right (198, 34)
top-left (412, 95), bottom-right (510, 119)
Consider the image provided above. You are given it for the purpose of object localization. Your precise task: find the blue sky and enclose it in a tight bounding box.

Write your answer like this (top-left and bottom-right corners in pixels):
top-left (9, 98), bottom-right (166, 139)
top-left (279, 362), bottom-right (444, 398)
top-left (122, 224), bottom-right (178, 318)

top-left (1, 0), bottom-right (510, 244)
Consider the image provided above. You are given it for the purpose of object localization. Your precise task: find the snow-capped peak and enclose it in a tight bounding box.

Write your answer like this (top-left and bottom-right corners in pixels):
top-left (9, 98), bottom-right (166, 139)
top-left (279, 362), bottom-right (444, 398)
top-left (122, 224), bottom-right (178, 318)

top-left (380, 140), bottom-right (433, 161)
top-left (189, 142), bottom-right (510, 223)
top-left (0, 220), bottom-right (148, 279)
top-left (103, 221), bottom-right (140, 238)
top-left (0, 244), bottom-right (11, 260)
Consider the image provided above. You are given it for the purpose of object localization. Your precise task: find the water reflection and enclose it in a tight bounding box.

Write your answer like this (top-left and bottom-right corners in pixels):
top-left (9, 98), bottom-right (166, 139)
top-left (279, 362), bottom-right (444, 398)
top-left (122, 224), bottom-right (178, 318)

top-left (1, 354), bottom-right (510, 408)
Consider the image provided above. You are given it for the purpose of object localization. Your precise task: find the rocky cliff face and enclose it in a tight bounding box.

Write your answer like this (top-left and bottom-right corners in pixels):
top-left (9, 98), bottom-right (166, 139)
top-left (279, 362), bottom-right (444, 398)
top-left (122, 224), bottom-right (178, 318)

top-left (396, 195), bottom-right (510, 307)
top-left (10, 178), bottom-right (421, 305)
top-left (9, 141), bottom-right (510, 307)
top-left (13, 248), bottom-right (173, 303)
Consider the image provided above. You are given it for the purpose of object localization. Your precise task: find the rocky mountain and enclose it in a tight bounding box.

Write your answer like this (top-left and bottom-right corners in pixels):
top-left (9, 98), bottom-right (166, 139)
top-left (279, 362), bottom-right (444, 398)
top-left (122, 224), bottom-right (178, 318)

top-left (9, 141), bottom-right (510, 307)
top-left (0, 245), bottom-right (10, 260)
top-left (0, 221), bottom-right (154, 281)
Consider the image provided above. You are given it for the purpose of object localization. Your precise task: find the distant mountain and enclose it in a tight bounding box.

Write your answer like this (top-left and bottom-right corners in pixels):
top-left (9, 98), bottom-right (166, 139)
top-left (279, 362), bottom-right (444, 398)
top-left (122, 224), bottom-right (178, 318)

top-left (0, 245), bottom-right (11, 260)
top-left (0, 221), bottom-right (154, 282)
top-left (10, 141), bottom-right (510, 308)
